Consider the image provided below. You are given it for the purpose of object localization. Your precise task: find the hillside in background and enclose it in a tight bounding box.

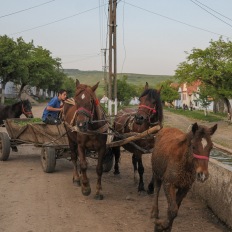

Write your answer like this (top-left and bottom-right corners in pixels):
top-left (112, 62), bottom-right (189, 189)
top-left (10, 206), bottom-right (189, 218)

top-left (64, 69), bottom-right (174, 96)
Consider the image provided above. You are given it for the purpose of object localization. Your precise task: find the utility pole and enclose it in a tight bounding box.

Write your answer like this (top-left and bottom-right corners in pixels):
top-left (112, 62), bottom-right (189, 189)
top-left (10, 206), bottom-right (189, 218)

top-left (108, 0), bottom-right (117, 115)
top-left (101, 48), bottom-right (108, 96)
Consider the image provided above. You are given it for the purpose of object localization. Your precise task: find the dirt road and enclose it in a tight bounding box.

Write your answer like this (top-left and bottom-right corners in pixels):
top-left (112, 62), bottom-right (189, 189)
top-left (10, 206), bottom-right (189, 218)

top-left (0, 105), bottom-right (231, 232)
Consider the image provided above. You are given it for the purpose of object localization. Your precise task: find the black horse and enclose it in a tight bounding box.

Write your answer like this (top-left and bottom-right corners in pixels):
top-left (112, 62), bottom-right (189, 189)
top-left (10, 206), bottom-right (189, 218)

top-left (0, 99), bottom-right (33, 125)
top-left (112, 83), bottom-right (163, 192)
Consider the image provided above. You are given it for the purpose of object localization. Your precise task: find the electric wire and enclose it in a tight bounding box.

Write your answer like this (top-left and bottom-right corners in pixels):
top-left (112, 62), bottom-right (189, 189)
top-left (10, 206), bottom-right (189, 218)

top-left (190, 0), bottom-right (232, 29)
top-left (123, 1), bottom-right (232, 39)
top-left (8, 3), bottom-right (108, 36)
top-left (193, 0), bottom-right (232, 22)
top-left (0, 0), bottom-right (56, 19)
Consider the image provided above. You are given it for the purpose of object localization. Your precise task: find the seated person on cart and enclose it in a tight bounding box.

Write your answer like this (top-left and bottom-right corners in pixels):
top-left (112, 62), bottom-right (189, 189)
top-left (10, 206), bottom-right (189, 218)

top-left (42, 89), bottom-right (67, 125)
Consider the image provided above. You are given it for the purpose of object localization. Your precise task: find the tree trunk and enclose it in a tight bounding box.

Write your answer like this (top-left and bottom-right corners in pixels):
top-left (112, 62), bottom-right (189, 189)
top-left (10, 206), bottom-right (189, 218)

top-left (223, 97), bottom-right (232, 121)
top-left (1, 83), bottom-right (6, 104)
top-left (213, 100), bottom-right (218, 113)
top-left (36, 87), bottom-right (40, 97)
top-left (18, 84), bottom-right (26, 99)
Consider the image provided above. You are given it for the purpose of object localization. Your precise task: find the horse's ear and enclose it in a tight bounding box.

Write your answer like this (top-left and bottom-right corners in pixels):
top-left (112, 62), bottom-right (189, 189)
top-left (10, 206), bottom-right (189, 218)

top-left (145, 82), bottom-right (149, 90)
top-left (192, 122), bottom-right (198, 134)
top-left (76, 79), bottom-right (80, 88)
top-left (209, 124), bottom-right (217, 135)
top-left (92, 82), bottom-right (100, 92)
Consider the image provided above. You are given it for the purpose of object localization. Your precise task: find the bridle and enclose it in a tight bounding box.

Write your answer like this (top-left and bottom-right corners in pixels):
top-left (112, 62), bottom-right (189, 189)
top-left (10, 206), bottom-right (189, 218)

top-left (138, 104), bottom-right (156, 115)
top-left (193, 154), bottom-right (209, 160)
top-left (136, 104), bottom-right (157, 124)
top-left (21, 101), bottom-right (33, 117)
top-left (75, 88), bottom-right (99, 123)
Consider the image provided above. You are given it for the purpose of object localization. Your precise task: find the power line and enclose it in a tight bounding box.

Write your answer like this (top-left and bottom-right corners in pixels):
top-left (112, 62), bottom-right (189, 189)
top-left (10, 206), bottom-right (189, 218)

top-left (190, 0), bottom-right (232, 29)
top-left (123, 1), bottom-right (232, 39)
top-left (0, 0), bottom-right (56, 19)
top-left (8, 3), bottom-right (108, 36)
top-left (193, 0), bottom-right (232, 22)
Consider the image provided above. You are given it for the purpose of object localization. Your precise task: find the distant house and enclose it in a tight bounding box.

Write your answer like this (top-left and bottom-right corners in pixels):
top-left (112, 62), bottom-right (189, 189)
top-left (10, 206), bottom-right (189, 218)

top-left (173, 80), bottom-right (213, 111)
top-left (129, 96), bottom-right (140, 105)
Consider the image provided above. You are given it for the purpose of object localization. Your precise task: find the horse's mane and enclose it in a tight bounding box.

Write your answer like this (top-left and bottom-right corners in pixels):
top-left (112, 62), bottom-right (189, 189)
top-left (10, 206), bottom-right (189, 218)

top-left (140, 88), bottom-right (163, 124)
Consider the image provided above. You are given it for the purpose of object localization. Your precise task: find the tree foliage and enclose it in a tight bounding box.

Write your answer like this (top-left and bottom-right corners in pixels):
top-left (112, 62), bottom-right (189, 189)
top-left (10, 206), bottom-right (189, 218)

top-left (0, 35), bottom-right (67, 102)
top-left (175, 37), bottom-right (232, 115)
top-left (117, 75), bottom-right (137, 105)
top-left (156, 79), bottom-right (179, 105)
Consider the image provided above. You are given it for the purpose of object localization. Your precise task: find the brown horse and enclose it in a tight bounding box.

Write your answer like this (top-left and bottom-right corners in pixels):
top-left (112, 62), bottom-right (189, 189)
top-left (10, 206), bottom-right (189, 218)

top-left (63, 80), bottom-right (108, 200)
top-left (0, 99), bottom-right (33, 125)
top-left (147, 123), bottom-right (217, 232)
top-left (112, 82), bottom-right (163, 192)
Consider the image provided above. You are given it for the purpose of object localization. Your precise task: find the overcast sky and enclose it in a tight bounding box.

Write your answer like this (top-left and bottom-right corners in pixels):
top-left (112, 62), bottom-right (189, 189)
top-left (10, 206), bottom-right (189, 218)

top-left (1, 0), bottom-right (232, 75)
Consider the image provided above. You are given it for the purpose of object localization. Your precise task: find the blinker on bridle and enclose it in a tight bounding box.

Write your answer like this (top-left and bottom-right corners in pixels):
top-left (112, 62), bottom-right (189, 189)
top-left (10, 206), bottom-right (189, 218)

top-left (22, 102), bottom-right (33, 117)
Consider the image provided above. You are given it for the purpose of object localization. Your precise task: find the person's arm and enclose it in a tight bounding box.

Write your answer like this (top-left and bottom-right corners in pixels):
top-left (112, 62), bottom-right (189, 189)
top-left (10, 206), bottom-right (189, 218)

top-left (46, 106), bottom-right (62, 112)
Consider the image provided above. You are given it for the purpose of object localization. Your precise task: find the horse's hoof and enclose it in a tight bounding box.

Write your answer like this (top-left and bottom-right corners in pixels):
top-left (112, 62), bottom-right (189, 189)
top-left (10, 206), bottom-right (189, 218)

top-left (147, 188), bottom-right (154, 195)
top-left (138, 184), bottom-right (145, 193)
top-left (82, 186), bottom-right (91, 196)
top-left (114, 170), bottom-right (120, 175)
top-left (73, 178), bottom-right (81, 187)
top-left (94, 194), bottom-right (104, 200)
top-left (138, 190), bottom-right (147, 196)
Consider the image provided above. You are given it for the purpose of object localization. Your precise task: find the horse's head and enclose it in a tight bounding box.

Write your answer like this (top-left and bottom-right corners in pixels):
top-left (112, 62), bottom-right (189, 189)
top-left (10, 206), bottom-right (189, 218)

top-left (135, 82), bottom-right (163, 126)
top-left (74, 79), bottom-right (100, 132)
top-left (21, 99), bottom-right (33, 118)
top-left (191, 123), bottom-right (217, 182)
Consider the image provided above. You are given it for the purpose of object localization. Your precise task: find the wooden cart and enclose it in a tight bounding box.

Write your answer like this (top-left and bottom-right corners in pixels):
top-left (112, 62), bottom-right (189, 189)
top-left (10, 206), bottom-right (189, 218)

top-left (1, 118), bottom-right (114, 173)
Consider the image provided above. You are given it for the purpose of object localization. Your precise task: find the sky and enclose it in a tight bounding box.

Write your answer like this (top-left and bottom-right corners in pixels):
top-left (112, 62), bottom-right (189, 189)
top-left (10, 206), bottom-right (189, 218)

top-left (0, 0), bottom-right (232, 75)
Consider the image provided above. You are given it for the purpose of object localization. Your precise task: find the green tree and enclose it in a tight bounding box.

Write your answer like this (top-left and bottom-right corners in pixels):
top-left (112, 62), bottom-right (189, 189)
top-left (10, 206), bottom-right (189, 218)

top-left (194, 86), bottom-right (212, 115)
top-left (175, 37), bottom-right (232, 119)
top-left (62, 77), bottom-right (75, 97)
top-left (14, 37), bottom-right (34, 97)
top-left (157, 80), bottom-right (179, 106)
top-left (0, 35), bottom-right (17, 103)
top-left (117, 75), bottom-right (137, 105)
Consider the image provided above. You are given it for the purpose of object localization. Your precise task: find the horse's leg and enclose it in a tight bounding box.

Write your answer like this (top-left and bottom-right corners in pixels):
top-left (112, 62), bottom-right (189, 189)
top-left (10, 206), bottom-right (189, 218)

top-left (113, 146), bottom-right (120, 175)
top-left (68, 139), bottom-right (80, 186)
top-left (137, 154), bottom-right (145, 192)
top-left (176, 187), bottom-right (189, 208)
top-left (154, 183), bottom-right (178, 232)
top-left (78, 145), bottom-right (91, 196)
top-left (132, 154), bottom-right (138, 183)
top-left (150, 176), bottom-right (162, 219)
top-left (94, 146), bottom-right (106, 200)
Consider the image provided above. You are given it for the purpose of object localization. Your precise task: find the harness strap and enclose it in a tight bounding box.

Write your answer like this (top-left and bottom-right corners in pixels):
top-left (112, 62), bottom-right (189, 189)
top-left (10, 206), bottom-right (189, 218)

top-left (138, 104), bottom-right (156, 114)
top-left (193, 154), bottom-right (209, 160)
top-left (64, 121), bottom-right (109, 135)
top-left (22, 105), bottom-right (33, 116)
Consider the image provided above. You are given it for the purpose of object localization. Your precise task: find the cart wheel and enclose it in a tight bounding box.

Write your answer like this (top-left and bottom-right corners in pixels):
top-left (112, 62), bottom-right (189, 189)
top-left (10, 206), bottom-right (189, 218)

top-left (0, 132), bottom-right (11, 161)
top-left (41, 145), bottom-right (56, 173)
top-left (103, 148), bottom-right (114, 172)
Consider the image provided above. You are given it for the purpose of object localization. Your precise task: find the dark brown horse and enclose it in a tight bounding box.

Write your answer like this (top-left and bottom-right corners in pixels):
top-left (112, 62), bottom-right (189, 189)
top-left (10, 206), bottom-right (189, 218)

top-left (63, 80), bottom-right (108, 200)
top-left (147, 123), bottom-right (217, 232)
top-left (112, 82), bottom-right (163, 192)
top-left (0, 99), bottom-right (33, 125)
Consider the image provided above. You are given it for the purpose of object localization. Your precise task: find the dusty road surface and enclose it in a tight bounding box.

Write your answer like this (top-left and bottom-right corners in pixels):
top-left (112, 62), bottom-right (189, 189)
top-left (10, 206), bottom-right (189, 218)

top-left (0, 104), bottom-right (231, 232)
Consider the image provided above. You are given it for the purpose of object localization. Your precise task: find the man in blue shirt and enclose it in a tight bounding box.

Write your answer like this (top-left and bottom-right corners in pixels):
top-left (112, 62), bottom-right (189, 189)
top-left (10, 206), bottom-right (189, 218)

top-left (42, 89), bottom-right (67, 124)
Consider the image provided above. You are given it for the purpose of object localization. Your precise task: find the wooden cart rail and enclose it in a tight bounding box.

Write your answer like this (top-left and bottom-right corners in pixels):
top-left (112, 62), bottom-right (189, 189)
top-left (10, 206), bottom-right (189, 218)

top-left (4, 118), bottom-right (69, 146)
